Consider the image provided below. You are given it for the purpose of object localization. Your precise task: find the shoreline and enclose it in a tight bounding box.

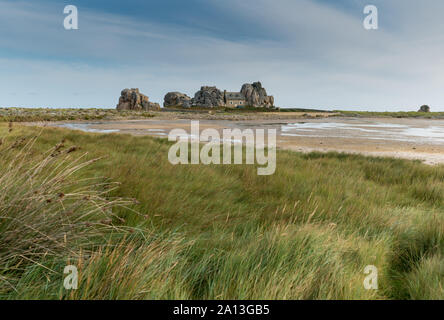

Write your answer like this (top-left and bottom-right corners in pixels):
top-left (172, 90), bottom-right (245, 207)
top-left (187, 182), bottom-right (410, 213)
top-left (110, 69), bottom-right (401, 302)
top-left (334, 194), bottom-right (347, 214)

top-left (24, 116), bottom-right (444, 166)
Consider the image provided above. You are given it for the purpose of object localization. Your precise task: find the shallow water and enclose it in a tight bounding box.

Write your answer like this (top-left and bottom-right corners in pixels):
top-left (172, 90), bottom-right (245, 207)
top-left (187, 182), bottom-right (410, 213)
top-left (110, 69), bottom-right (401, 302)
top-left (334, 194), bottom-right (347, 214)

top-left (280, 121), bottom-right (444, 144)
top-left (54, 119), bottom-right (444, 145)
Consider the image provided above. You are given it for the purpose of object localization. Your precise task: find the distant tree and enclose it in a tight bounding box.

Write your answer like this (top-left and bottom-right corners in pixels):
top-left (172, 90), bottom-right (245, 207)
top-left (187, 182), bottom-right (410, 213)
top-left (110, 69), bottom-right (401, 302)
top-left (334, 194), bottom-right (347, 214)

top-left (418, 105), bottom-right (430, 112)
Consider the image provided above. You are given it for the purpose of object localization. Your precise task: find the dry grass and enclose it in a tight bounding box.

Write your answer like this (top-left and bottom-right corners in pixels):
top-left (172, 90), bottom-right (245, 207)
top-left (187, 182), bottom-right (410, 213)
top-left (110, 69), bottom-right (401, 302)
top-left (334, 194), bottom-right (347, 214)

top-left (0, 108), bottom-right (155, 122)
top-left (0, 128), bottom-right (135, 296)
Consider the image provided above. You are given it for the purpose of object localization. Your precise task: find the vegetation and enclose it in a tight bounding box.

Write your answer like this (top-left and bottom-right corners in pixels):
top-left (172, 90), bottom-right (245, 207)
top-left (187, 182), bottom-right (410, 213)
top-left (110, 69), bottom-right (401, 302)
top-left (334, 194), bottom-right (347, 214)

top-left (6, 107), bottom-right (444, 123)
top-left (1, 122), bottom-right (444, 299)
top-left (280, 108), bottom-right (332, 113)
top-left (0, 108), bottom-right (154, 122)
top-left (163, 105), bottom-right (280, 113)
top-left (223, 106), bottom-right (279, 112)
top-left (335, 110), bottom-right (444, 119)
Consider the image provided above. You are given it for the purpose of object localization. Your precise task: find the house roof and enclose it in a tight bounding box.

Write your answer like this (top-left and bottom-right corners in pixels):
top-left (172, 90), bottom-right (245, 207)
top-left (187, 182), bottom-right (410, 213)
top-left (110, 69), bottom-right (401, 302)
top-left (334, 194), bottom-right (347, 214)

top-left (225, 92), bottom-right (245, 100)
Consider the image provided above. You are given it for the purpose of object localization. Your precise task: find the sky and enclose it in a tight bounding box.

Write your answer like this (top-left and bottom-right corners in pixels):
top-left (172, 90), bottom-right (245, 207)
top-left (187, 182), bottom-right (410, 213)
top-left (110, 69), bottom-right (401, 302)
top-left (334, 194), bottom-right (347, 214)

top-left (1, 0), bottom-right (444, 111)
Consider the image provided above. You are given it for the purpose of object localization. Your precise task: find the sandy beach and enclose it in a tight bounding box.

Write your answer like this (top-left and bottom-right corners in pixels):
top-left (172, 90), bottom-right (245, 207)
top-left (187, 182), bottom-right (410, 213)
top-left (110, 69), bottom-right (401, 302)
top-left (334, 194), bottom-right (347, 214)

top-left (30, 115), bottom-right (444, 165)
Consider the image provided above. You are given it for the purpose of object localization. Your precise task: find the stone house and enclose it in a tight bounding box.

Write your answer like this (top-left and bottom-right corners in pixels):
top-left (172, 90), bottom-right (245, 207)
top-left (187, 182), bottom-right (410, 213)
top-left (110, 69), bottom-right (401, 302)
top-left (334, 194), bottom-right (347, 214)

top-left (224, 90), bottom-right (246, 108)
top-left (164, 81), bottom-right (274, 109)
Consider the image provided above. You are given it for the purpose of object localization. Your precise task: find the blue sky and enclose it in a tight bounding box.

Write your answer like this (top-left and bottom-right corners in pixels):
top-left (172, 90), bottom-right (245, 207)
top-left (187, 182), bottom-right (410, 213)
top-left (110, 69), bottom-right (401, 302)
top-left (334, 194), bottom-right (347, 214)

top-left (1, 0), bottom-right (444, 110)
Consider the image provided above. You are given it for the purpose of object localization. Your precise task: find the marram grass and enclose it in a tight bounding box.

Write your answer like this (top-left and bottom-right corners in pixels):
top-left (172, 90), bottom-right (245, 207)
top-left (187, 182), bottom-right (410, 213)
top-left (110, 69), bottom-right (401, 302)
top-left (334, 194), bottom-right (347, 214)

top-left (0, 122), bottom-right (443, 299)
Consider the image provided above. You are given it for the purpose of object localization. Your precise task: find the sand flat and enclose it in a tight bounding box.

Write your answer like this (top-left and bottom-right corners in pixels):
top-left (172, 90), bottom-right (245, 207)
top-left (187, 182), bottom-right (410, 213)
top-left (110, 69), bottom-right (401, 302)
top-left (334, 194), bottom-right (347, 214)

top-left (34, 117), bottom-right (444, 165)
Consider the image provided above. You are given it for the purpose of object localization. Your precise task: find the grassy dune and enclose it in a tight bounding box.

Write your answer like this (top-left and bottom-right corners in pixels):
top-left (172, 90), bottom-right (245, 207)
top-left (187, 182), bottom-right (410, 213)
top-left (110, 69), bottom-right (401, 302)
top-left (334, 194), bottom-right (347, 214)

top-left (1, 122), bottom-right (443, 299)
top-left (336, 110), bottom-right (444, 119)
top-left (0, 108), bottom-right (155, 122)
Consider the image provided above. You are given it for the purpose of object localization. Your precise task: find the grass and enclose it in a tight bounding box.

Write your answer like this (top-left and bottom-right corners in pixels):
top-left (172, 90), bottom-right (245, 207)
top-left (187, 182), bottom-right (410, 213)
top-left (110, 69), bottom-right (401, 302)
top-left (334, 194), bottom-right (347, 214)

top-left (1, 122), bottom-right (444, 299)
top-left (163, 105), bottom-right (280, 113)
top-left (4, 107), bottom-right (444, 122)
top-left (280, 108), bottom-right (333, 113)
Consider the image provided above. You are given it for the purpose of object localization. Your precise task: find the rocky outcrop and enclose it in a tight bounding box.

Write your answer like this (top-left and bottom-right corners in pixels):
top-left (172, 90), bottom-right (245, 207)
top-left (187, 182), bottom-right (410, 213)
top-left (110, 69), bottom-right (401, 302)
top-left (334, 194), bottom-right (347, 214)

top-left (143, 100), bottom-right (161, 111)
top-left (116, 88), bottom-right (160, 111)
top-left (240, 82), bottom-right (274, 108)
top-left (193, 86), bottom-right (225, 108)
top-left (418, 105), bottom-right (430, 112)
top-left (164, 92), bottom-right (192, 108)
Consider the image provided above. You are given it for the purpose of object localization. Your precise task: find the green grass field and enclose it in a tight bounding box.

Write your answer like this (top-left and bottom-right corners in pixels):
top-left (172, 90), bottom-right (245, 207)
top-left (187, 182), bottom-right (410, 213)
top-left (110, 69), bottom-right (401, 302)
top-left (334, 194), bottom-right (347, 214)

top-left (1, 122), bottom-right (443, 299)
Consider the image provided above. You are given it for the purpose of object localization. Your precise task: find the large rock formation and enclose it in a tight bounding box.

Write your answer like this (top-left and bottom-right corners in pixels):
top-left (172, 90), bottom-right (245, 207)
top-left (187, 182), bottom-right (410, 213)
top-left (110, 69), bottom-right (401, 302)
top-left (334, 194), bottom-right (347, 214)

top-left (144, 101), bottom-right (161, 111)
top-left (193, 86), bottom-right (225, 108)
top-left (418, 105), bottom-right (430, 112)
top-left (240, 82), bottom-right (274, 108)
top-left (117, 88), bottom-right (160, 111)
top-left (164, 92), bottom-right (192, 108)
